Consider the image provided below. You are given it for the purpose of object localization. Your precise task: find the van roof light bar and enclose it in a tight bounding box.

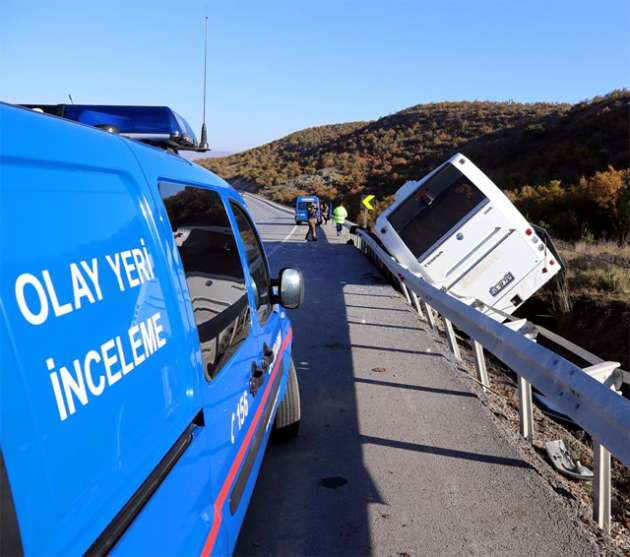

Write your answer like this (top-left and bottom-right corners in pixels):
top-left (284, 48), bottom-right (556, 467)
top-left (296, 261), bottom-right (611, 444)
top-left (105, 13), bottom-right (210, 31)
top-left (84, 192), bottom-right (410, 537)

top-left (21, 104), bottom-right (209, 152)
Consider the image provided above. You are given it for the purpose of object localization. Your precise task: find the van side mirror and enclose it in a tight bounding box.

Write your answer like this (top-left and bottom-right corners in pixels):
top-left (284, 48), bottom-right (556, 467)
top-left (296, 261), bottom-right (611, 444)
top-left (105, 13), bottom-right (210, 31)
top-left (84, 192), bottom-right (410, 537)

top-left (272, 268), bottom-right (304, 309)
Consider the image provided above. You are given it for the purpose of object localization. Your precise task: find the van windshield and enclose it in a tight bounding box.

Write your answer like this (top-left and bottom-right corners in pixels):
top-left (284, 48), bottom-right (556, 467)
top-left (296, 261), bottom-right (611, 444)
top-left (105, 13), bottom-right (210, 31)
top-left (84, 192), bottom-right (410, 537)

top-left (388, 164), bottom-right (487, 259)
top-left (297, 201), bottom-right (314, 211)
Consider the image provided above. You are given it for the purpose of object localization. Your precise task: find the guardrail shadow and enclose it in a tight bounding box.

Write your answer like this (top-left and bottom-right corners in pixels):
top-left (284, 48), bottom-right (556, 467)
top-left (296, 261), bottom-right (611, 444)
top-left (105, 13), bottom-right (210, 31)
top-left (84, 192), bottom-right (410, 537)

top-left (355, 377), bottom-right (477, 398)
top-left (235, 223), bottom-right (381, 556)
top-left (360, 435), bottom-right (533, 469)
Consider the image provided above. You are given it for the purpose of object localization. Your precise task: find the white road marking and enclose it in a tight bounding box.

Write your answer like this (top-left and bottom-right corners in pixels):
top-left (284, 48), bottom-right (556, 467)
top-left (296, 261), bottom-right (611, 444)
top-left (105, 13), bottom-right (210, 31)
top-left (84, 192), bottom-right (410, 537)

top-left (245, 193), bottom-right (298, 256)
top-left (268, 224), bottom-right (298, 256)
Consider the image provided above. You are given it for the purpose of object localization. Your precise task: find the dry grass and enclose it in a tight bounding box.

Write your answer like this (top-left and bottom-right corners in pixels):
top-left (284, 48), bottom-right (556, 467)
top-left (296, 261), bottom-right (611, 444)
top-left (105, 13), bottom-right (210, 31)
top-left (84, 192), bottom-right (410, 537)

top-left (567, 264), bottom-right (630, 295)
top-left (570, 241), bottom-right (630, 260)
top-left (558, 241), bottom-right (630, 298)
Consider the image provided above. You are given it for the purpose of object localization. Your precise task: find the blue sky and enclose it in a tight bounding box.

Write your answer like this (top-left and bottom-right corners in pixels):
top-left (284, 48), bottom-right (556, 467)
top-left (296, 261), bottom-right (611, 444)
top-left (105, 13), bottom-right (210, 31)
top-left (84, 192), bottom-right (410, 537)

top-left (2, 0), bottom-right (628, 152)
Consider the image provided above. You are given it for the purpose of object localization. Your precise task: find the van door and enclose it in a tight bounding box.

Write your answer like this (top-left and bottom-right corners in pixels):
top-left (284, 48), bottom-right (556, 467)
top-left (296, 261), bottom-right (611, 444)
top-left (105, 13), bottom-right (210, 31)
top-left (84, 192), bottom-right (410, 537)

top-left (157, 184), bottom-right (266, 554)
top-left (227, 201), bottom-right (287, 519)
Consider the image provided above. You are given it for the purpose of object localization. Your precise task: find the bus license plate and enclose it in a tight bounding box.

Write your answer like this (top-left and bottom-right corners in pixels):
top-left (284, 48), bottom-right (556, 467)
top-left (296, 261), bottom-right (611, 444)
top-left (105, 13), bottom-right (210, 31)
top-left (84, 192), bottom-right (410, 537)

top-left (489, 272), bottom-right (514, 297)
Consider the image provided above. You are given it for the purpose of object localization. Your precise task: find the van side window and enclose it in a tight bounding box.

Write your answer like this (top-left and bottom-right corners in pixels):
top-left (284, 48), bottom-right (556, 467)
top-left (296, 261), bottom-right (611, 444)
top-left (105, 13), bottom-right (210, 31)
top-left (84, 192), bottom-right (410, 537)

top-left (230, 202), bottom-right (272, 324)
top-left (159, 184), bottom-right (251, 379)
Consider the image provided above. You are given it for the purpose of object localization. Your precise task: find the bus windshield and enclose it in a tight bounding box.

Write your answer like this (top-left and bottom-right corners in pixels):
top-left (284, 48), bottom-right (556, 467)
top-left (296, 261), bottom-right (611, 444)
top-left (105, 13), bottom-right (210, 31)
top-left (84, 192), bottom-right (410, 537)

top-left (388, 164), bottom-right (487, 259)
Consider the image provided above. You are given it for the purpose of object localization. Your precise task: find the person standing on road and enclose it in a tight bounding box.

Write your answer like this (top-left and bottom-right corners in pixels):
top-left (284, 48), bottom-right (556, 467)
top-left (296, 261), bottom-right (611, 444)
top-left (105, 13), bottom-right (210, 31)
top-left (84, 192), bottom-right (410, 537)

top-left (333, 202), bottom-right (348, 236)
top-left (305, 203), bottom-right (318, 242)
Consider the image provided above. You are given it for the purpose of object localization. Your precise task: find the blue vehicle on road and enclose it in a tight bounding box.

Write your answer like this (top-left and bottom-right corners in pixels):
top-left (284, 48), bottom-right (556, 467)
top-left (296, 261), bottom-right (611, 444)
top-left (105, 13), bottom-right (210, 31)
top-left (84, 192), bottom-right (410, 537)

top-left (0, 103), bottom-right (303, 556)
top-left (295, 195), bottom-right (321, 225)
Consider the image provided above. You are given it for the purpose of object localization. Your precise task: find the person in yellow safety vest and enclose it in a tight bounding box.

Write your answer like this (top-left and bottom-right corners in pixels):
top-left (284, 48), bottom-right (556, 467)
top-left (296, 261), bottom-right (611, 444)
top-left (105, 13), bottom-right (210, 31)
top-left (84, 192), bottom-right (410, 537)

top-left (332, 203), bottom-right (348, 237)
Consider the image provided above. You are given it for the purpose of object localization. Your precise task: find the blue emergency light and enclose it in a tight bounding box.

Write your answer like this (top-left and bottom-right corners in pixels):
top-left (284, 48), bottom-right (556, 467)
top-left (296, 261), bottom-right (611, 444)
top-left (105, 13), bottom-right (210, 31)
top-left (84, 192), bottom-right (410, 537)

top-left (22, 104), bottom-right (205, 151)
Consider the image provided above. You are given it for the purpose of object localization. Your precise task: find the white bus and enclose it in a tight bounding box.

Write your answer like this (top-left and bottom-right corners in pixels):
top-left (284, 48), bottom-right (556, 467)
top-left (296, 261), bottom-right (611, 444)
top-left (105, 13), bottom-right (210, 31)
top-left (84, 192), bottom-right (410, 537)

top-left (375, 153), bottom-right (561, 321)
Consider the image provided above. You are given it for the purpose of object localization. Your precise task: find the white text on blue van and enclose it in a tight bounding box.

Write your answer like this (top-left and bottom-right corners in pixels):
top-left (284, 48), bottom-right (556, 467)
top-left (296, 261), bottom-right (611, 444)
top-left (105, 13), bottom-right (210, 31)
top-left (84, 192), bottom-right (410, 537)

top-left (13, 239), bottom-right (170, 421)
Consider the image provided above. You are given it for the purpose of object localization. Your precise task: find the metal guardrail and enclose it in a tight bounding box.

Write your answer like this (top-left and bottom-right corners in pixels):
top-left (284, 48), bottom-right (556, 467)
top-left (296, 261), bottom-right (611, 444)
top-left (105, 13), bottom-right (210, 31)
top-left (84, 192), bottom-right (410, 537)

top-left (345, 222), bottom-right (630, 532)
top-left (242, 193), bottom-right (630, 532)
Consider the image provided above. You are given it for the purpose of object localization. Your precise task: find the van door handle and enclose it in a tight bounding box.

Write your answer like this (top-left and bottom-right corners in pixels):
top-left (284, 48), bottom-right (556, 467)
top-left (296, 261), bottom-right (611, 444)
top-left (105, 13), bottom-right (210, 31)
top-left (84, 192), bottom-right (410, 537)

top-left (250, 362), bottom-right (265, 396)
top-left (262, 343), bottom-right (274, 369)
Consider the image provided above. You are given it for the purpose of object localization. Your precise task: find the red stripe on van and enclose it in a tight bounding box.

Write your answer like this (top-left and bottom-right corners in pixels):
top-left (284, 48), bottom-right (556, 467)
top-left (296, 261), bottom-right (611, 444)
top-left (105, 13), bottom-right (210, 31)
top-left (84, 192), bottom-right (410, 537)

top-left (200, 328), bottom-right (293, 557)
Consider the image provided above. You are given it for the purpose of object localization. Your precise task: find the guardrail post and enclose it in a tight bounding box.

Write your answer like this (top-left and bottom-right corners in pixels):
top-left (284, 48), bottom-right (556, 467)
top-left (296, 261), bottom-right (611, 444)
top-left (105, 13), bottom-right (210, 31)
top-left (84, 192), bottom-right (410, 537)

top-left (410, 291), bottom-right (424, 317)
top-left (591, 369), bottom-right (617, 533)
top-left (593, 440), bottom-right (611, 533)
top-left (473, 341), bottom-right (490, 389)
top-left (398, 277), bottom-right (412, 305)
top-left (422, 301), bottom-right (436, 329)
top-left (444, 318), bottom-right (462, 361)
top-left (517, 376), bottom-right (534, 442)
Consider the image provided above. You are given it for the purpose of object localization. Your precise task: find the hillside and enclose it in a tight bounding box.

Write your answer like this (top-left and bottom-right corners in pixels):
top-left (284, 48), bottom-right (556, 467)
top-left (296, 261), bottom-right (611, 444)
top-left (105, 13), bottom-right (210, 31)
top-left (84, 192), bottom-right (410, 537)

top-left (201, 90), bottom-right (629, 242)
top-left (201, 92), bottom-right (630, 376)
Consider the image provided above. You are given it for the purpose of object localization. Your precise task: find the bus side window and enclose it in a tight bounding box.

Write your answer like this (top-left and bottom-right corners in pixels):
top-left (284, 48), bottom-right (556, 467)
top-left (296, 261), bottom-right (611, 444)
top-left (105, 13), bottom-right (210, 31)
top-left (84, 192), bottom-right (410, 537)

top-left (159, 183), bottom-right (251, 380)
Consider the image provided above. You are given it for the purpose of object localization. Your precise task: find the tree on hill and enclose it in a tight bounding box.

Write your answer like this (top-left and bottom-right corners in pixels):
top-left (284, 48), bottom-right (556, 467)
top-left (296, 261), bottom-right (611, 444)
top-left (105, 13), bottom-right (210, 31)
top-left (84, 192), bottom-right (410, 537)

top-left (508, 167), bottom-right (630, 243)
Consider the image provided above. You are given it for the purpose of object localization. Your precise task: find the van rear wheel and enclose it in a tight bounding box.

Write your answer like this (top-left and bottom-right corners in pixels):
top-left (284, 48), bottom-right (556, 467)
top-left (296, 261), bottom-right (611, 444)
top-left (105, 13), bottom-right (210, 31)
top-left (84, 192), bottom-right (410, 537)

top-left (273, 358), bottom-right (300, 441)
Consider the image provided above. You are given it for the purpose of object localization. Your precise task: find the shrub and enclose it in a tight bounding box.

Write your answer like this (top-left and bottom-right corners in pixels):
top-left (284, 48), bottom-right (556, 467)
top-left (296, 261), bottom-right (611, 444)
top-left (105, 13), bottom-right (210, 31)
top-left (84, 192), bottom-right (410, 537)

top-left (510, 168), bottom-right (630, 243)
top-left (569, 267), bottom-right (630, 294)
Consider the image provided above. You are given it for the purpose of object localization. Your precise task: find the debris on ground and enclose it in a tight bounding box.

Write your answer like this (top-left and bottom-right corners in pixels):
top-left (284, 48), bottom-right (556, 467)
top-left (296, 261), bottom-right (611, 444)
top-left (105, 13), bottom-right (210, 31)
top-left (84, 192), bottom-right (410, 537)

top-left (545, 439), bottom-right (594, 480)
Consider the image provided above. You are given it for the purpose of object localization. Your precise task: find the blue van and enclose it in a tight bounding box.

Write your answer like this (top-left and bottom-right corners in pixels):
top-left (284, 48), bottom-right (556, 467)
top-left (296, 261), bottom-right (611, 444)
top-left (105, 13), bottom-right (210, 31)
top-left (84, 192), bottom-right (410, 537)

top-left (0, 103), bottom-right (303, 556)
top-left (294, 195), bottom-right (321, 225)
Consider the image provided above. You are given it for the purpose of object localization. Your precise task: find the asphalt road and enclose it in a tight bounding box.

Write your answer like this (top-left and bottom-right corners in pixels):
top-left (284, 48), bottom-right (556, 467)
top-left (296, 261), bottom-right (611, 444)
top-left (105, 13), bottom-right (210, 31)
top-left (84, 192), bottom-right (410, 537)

top-left (236, 194), bottom-right (599, 556)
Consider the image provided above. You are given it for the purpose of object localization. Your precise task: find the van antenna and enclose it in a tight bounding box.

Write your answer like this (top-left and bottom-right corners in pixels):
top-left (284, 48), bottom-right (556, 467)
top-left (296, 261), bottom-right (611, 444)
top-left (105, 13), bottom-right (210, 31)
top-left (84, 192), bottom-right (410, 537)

top-left (199, 16), bottom-right (209, 150)
top-left (68, 94), bottom-right (74, 104)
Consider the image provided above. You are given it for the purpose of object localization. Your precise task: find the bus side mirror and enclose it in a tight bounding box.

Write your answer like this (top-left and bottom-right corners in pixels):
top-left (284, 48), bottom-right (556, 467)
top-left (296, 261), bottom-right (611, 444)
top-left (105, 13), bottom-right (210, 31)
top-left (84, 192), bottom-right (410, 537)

top-left (272, 268), bottom-right (304, 309)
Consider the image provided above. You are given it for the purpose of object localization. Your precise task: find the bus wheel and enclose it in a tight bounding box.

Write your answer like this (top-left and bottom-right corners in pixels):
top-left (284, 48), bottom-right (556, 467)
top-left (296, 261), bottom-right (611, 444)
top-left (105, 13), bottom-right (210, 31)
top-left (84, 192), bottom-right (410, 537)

top-left (273, 359), bottom-right (300, 441)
